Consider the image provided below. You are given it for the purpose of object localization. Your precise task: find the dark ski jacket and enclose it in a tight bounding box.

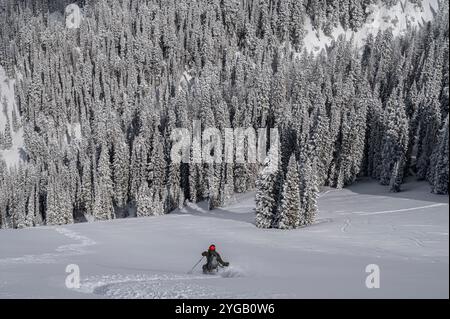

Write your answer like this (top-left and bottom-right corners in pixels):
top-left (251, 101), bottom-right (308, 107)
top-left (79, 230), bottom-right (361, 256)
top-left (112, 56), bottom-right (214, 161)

top-left (202, 250), bottom-right (228, 269)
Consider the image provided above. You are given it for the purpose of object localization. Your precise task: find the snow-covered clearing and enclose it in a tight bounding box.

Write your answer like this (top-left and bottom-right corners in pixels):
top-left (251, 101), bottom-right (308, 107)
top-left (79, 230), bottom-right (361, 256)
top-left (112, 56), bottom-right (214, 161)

top-left (0, 179), bottom-right (447, 298)
top-left (0, 66), bottom-right (25, 168)
top-left (303, 0), bottom-right (439, 54)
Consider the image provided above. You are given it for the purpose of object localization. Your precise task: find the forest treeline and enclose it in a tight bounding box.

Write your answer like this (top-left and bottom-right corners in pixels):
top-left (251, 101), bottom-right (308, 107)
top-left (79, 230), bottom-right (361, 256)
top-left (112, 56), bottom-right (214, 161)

top-left (0, 0), bottom-right (448, 229)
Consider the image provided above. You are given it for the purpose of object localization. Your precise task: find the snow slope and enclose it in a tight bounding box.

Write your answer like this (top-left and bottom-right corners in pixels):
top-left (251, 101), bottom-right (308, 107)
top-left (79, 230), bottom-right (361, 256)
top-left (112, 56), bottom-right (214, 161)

top-left (0, 66), bottom-right (25, 168)
top-left (303, 0), bottom-right (439, 54)
top-left (0, 178), bottom-right (447, 298)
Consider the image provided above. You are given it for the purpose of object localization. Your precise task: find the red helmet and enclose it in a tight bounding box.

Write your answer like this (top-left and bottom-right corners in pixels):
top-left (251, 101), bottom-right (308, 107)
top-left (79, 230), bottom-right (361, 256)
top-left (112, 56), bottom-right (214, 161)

top-left (209, 244), bottom-right (216, 251)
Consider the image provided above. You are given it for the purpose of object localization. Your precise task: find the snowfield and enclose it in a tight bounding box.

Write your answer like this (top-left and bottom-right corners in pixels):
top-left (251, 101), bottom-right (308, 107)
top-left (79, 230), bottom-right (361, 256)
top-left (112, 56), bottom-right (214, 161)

top-left (0, 179), bottom-right (448, 299)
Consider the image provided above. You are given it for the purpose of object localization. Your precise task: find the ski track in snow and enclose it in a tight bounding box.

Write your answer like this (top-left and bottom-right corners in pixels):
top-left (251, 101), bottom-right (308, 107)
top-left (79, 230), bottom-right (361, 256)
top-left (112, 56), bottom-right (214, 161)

top-left (353, 203), bottom-right (448, 216)
top-left (0, 227), bottom-right (96, 265)
top-left (76, 268), bottom-right (264, 299)
top-left (89, 274), bottom-right (216, 298)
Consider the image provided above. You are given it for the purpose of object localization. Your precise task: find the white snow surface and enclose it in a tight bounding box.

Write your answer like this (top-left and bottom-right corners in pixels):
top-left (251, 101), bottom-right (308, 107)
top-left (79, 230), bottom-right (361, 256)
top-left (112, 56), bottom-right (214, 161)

top-left (303, 0), bottom-right (439, 54)
top-left (0, 179), bottom-right (448, 298)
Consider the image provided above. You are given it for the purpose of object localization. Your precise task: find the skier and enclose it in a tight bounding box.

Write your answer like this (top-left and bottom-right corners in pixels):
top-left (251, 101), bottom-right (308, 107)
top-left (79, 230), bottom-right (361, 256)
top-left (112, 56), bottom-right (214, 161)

top-left (201, 244), bottom-right (229, 274)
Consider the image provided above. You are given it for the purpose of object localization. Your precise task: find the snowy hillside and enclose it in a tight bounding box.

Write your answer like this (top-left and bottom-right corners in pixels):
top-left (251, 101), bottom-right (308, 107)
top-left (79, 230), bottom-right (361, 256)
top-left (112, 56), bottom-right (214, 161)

top-left (0, 64), bottom-right (83, 170)
top-left (0, 1), bottom-right (447, 301)
top-left (0, 179), bottom-right (447, 298)
top-left (304, 0), bottom-right (440, 54)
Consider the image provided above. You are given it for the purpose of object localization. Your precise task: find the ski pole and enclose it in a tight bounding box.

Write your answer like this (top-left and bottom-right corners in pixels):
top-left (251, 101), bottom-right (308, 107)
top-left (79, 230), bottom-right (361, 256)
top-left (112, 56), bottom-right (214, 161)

top-left (187, 256), bottom-right (204, 274)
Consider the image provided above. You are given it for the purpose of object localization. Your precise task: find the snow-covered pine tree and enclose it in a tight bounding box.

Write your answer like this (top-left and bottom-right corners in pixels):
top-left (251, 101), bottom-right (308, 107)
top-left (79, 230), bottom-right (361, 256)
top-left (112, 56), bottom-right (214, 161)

top-left (415, 95), bottom-right (442, 181)
top-left (255, 147), bottom-right (279, 228)
top-left (113, 134), bottom-right (130, 208)
top-left (45, 165), bottom-right (59, 225)
top-left (25, 184), bottom-right (37, 227)
top-left (148, 127), bottom-right (166, 209)
top-left (12, 177), bottom-right (26, 229)
top-left (151, 187), bottom-right (165, 216)
top-left (276, 155), bottom-right (301, 229)
top-left (415, 40), bottom-right (443, 181)
top-left (298, 148), bottom-right (319, 227)
top-left (289, 0), bottom-right (305, 51)
top-left (33, 180), bottom-right (43, 226)
top-left (3, 116), bottom-right (12, 149)
top-left (60, 183), bottom-right (74, 225)
top-left (93, 144), bottom-right (115, 221)
top-left (136, 182), bottom-right (153, 217)
top-left (429, 115), bottom-right (449, 195)
top-left (349, 0), bottom-right (364, 31)
top-left (189, 131), bottom-right (203, 202)
top-left (66, 153), bottom-right (80, 210)
top-left (80, 157), bottom-right (93, 217)
top-left (379, 87), bottom-right (409, 191)
top-left (308, 94), bottom-right (332, 186)
top-left (129, 134), bottom-right (148, 200)
top-left (147, 127), bottom-right (166, 190)
top-left (11, 107), bottom-right (20, 133)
